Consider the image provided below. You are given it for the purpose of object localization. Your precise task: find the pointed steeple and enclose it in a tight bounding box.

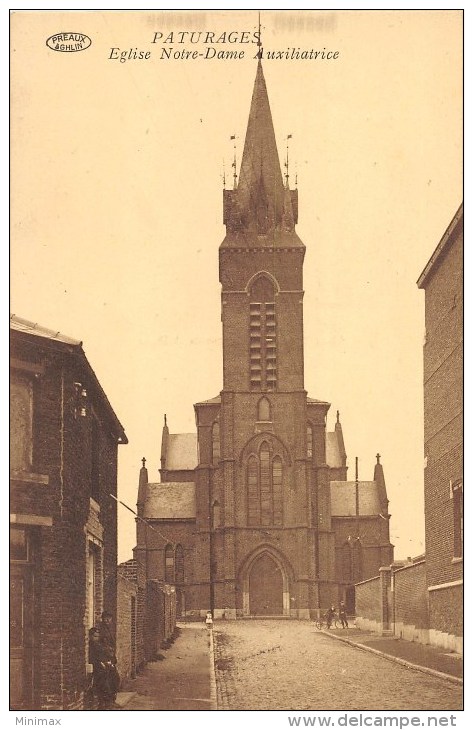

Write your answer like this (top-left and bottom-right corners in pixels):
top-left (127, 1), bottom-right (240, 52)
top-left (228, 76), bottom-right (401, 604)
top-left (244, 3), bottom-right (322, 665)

top-left (374, 453), bottom-right (389, 515)
top-left (237, 61), bottom-right (285, 230)
top-left (222, 61), bottom-right (301, 244)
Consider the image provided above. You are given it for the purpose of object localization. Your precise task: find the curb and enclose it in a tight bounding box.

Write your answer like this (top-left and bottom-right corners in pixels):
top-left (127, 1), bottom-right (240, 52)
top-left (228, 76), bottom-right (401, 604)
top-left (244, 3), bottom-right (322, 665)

top-left (209, 629), bottom-right (218, 710)
top-left (321, 630), bottom-right (463, 686)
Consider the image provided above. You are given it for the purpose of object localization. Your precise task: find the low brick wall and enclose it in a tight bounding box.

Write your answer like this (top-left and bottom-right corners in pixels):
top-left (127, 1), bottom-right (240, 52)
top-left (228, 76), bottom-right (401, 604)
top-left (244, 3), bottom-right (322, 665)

top-left (393, 560), bottom-right (429, 644)
top-left (355, 575), bottom-right (382, 632)
top-left (429, 582), bottom-right (463, 653)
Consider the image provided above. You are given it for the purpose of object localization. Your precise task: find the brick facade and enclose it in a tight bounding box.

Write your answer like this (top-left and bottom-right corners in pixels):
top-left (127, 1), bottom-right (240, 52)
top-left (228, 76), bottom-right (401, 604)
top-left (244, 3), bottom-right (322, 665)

top-left (137, 61), bottom-right (392, 620)
top-left (10, 318), bottom-right (127, 710)
top-left (418, 205), bottom-right (463, 652)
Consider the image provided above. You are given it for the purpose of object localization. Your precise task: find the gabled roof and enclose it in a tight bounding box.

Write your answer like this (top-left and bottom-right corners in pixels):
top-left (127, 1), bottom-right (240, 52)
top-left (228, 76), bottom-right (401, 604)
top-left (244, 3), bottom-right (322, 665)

top-left (10, 314), bottom-right (82, 346)
top-left (143, 482), bottom-right (196, 519)
top-left (10, 314), bottom-right (127, 444)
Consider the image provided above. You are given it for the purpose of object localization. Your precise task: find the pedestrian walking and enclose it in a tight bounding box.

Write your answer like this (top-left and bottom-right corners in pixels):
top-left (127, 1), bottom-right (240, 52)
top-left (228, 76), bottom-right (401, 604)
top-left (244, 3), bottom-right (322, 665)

top-left (339, 601), bottom-right (349, 628)
top-left (205, 610), bottom-right (213, 631)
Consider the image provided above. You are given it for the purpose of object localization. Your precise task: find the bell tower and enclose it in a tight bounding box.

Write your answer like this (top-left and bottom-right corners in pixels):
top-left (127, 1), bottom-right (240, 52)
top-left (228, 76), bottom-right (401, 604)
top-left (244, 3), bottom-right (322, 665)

top-left (220, 60), bottom-right (305, 393)
top-left (192, 59), bottom-right (335, 620)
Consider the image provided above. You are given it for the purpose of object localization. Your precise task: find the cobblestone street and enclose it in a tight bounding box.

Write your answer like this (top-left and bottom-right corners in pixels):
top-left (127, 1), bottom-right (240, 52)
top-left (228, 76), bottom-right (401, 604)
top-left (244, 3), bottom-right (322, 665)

top-left (213, 621), bottom-right (462, 712)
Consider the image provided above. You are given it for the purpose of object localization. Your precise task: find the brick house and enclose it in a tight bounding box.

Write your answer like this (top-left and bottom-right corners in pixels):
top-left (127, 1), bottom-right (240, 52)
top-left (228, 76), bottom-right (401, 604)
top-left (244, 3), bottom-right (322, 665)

top-left (417, 204), bottom-right (463, 652)
top-left (134, 61), bottom-right (393, 619)
top-left (10, 315), bottom-right (127, 710)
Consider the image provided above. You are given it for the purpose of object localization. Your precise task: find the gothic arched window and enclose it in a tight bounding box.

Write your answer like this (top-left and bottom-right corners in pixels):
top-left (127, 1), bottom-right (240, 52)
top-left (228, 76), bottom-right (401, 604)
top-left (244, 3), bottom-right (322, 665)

top-left (212, 422), bottom-right (220, 464)
top-left (249, 276), bottom-right (277, 392)
top-left (247, 442), bottom-right (283, 527)
top-left (212, 500), bottom-right (221, 529)
top-left (257, 396), bottom-right (271, 422)
top-left (164, 544), bottom-right (175, 583)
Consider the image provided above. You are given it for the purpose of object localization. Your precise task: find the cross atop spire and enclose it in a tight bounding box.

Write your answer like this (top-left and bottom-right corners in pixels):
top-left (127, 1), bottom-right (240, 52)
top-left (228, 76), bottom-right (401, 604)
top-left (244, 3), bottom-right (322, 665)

top-left (141, 456), bottom-right (146, 468)
top-left (376, 452), bottom-right (381, 464)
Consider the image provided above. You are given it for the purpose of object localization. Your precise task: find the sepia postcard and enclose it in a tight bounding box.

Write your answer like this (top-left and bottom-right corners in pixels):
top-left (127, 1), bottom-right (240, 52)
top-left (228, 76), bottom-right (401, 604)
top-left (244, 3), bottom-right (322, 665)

top-left (9, 7), bottom-right (463, 722)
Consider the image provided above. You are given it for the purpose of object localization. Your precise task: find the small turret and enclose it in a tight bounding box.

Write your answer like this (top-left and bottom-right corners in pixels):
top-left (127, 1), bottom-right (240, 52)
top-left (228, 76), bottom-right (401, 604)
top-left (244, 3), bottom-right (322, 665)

top-left (335, 410), bottom-right (348, 469)
top-left (374, 453), bottom-right (389, 515)
top-left (136, 456), bottom-right (149, 517)
top-left (160, 414), bottom-right (169, 471)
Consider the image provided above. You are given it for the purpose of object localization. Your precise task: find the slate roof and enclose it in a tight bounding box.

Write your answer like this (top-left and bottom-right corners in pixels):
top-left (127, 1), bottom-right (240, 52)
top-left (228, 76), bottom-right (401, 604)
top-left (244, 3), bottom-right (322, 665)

top-left (143, 482), bottom-right (196, 519)
top-left (166, 433), bottom-right (198, 470)
top-left (330, 481), bottom-right (380, 516)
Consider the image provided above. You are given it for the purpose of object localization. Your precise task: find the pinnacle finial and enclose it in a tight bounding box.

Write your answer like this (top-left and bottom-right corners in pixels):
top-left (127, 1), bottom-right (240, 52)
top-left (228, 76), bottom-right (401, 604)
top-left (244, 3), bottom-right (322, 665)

top-left (141, 457), bottom-right (146, 468)
top-left (284, 135), bottom-right (293, 189)
top-left (164, 413), bottom-right (167, 427)
top-left (230, 135), bottom-right (238, 189)
top-left (336, 409), bottom-right (340, 423)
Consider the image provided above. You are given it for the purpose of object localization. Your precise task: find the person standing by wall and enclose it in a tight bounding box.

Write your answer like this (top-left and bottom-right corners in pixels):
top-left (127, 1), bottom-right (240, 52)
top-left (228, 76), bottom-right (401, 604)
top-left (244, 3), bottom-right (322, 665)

top-left (97, 611), bottom-right (120, 705)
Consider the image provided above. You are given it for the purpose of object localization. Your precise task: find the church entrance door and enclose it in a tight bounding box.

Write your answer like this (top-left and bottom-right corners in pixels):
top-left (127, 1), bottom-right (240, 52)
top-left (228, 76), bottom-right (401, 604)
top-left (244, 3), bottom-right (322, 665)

top-left (249, 553), bottom-right (283, 615)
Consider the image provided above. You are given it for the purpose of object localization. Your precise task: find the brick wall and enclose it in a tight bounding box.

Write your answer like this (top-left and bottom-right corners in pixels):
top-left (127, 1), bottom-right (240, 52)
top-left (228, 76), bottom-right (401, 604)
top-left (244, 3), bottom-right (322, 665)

top-left (420, 210), bottom-right (463, 651)
top-left (429, 584), bottom-right (463, 652)
top-left (393, 560), bottom-right (429, 643)
top-left (355, 575), bottom-right (381, 632)
top-left (117, 571), bottom-right (138, 680)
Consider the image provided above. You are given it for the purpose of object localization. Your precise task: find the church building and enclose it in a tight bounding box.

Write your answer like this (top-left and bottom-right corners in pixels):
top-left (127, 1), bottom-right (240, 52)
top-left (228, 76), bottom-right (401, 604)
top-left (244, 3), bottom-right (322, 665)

top-left (135, 60), bottom-right (393, 619)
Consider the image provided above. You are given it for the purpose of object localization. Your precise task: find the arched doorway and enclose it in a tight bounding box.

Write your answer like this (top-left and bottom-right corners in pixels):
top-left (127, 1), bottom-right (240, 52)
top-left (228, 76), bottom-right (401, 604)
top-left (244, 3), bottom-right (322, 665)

top-left (249, 553), bottom-right (284, 615)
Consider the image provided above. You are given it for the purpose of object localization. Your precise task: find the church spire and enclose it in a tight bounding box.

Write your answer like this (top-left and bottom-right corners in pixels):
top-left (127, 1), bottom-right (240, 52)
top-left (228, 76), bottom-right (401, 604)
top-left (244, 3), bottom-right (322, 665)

top-left (237, 61), bottom-right (285, 231)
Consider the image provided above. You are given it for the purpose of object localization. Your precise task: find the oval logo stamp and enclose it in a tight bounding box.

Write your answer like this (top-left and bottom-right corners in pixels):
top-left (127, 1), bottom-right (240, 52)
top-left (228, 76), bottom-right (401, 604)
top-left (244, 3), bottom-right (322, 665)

top-left (46, 33), bottom-right (92, 53)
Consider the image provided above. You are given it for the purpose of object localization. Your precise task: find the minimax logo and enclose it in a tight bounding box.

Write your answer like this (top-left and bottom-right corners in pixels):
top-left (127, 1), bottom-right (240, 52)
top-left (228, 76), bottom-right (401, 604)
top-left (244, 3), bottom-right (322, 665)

top-left (46, 33), bottom-right (92, 52)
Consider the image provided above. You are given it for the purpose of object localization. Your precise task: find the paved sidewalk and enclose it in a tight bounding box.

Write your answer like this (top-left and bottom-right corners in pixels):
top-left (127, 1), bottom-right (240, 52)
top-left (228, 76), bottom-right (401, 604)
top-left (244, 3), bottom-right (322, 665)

top-left (324, 626), bottom-right (463, 683)
top-left (118, 623), bottom-right (215, 710)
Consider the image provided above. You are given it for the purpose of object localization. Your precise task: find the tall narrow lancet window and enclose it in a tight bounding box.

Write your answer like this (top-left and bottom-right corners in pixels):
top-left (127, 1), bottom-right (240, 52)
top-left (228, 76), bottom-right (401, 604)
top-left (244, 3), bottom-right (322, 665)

top-left (164, 544), bottom-right (175, 583)
top-left (341, 541), bottom-right (352, 582)
top-left (307, 425), bottom-right (313, 459)
top-left (247, 456), bottom-right (260, 526)
top-left (260, 442), bottom-right (272, 525)
top-left (352, 538), bottom-right (363, 582)
top-left (247, 442), bottom-right (283, 527)
top-left (249, 276), bottom-right (277, 392)
top-left (211, 422), bottom-right (220, 464)
top-left (257, 396), bottom-right (271, 422)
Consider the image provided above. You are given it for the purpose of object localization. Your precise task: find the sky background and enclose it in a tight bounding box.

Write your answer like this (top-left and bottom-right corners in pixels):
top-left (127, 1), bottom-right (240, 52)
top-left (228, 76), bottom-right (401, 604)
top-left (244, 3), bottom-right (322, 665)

top-left (10, 9), bottom-right (462, 564)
